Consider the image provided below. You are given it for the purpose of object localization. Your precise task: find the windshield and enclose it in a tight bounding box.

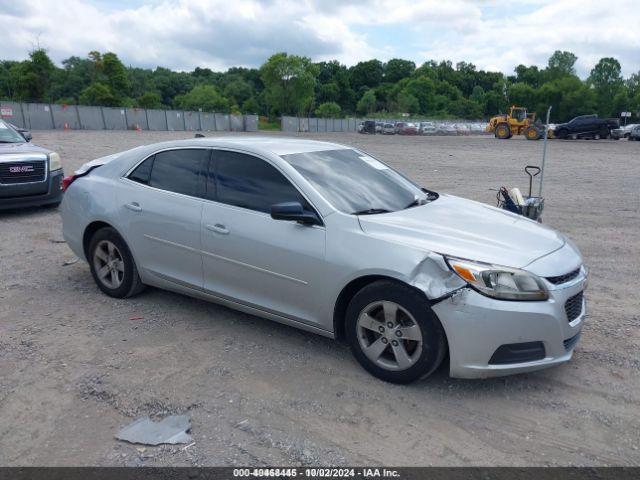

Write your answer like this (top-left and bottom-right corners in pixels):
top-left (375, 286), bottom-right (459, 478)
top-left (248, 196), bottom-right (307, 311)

top-left (0, 121), bottom-right (26, 143)
top-left (281, 149), bottom-right (426, 214)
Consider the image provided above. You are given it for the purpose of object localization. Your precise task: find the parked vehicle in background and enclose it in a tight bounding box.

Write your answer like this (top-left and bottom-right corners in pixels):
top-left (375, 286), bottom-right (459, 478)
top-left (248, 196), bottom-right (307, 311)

top-left (436, 124), bottom-right (457, 136)
top-left (61, 137), bottom-right (587, 383)
top-left (419, 122), bottom-right (437, 135)
top-left (358, 120), bottom-right (376, 134)
top-left (0, 120), bottom-right (64, 210)
top-left (7, 123), bottom-right (33, 141)
top-left (453, 124), bottom-right (470, 135)
top-left (628, 125), bottom-right (640, 141)
top-left (610, 123), bottom-right (639, 140)
top-left (375, 122), bottom-right (384, 133)
top-left (394, 122), bottom-right (406, 134)
top-left (397, 122), bottom-right (418, 135)
top-left (382, 123), bottom-right (395, 135)
top-left (553, 115), bottom-right (619, 140)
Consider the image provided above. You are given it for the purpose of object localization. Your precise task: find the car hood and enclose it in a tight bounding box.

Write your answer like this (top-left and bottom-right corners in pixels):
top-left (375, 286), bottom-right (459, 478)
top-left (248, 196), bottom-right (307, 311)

top-left (358, 194), bottom-right (566, 269)
top-left (0, 142), bottom-right (51, 156)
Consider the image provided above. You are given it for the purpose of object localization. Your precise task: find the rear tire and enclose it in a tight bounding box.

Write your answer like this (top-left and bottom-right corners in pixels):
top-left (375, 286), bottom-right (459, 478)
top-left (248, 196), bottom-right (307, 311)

top-left (524, 126), bottom-right (541, 140)
top-left (88, 227), bottom-right (145, 298)
top-left (345, 280), bottom-right (447, 384)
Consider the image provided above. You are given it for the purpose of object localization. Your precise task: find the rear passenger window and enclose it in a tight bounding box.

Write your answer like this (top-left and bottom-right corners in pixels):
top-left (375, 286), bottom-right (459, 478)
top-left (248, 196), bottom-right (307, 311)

top-left (148, 149), bottom-right (209, 197)
top-left (214, 151), bottom-right (308, 214)
top-left (129, 157), bottom-right (153, 184)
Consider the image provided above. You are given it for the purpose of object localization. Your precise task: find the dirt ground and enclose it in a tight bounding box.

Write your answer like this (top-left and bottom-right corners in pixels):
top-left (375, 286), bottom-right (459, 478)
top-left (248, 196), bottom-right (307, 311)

top-left (1, 130), bottom-right (639, 467)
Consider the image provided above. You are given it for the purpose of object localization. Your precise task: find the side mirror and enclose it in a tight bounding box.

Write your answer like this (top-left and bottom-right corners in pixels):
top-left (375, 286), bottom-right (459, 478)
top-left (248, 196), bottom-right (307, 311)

top-left (271, 202), bottom-right (320, 226)
top-left (20, 130), bottom-right (32, 142)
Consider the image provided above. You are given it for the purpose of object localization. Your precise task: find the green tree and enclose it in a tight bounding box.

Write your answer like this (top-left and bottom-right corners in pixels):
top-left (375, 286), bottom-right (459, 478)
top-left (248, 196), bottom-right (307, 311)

top-left (384, 59), bottom-right (415, 84)
top-left (546, 50), bottom-right (578, 80)
top-left (102, 52), bottom-right (130, 98)
top-left (241, 96), bottom-right (261, 114)
top-left (260, 53), bottom-right (318, 115)
top-left (350, 59), bottom-right (384, 92)
top-left (174, 84), bottom-right (229, 112)
top-left (79, 82), bottom-right (119, 106)
top-left (508, 82), bottom-right (537, 107)
top-left (222, 75), bottom-right (254, 106)
top-left (356, 89), bottom-right (377, 115)
top-left (397, 91), bottom-right (419, 114)
top-left (589, 57), bottom-right (624, 117)
top-left (136, 91), bottom-right (162, 109)
top-left (14, 48), bottom-right (56, 102)
top-left (514, 64), bottom-right (542, 88)
top-left (315, 102), bottom-right (341, 118)
top-left (469, 85), bottom-right (486, 112)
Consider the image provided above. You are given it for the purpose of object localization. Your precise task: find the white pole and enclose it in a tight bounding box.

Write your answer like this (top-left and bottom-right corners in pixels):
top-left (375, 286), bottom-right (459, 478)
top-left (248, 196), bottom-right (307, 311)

top-left (538, 106), bottom-right (552, 198)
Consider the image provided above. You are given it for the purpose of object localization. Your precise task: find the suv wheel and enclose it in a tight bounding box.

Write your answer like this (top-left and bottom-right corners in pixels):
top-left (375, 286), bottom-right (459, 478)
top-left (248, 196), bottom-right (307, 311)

top-left (345, 281), bottom-right (447, 384)
top-left (88, 227), bottom-right (145, 298)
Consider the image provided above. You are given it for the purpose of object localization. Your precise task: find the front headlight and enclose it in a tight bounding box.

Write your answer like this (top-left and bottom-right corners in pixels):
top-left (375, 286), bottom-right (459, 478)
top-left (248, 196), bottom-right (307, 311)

top-left (445, 256), bottom-right (549, 301)
top-left (49, 152), bottom-right (62, 171)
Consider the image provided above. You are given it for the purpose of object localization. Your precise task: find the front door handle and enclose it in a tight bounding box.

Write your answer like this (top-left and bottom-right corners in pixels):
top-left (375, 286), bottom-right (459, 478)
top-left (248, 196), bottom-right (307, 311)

top-left (125, 202), bottom-right (142, 212)
top-left (206, 223), bottom-right (229, 235)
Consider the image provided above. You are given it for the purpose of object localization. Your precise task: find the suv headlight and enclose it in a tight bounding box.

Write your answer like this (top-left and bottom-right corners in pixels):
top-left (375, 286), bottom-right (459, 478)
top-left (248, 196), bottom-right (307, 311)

top-left (49, 152), bottom-right (62, 171)
top-left (445, 256), bottom-right (549, 301)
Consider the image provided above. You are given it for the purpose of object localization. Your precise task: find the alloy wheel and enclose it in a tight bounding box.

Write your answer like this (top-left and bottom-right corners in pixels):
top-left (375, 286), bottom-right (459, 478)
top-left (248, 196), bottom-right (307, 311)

top-left (93, 240), bottom-right (125, 289)
top-left (356, 300), bottom-right (423, 371)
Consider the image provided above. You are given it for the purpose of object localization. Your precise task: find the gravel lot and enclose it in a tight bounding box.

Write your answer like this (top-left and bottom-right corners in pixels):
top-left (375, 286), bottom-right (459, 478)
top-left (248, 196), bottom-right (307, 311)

top-left (1, 130), bottom-right (639, 466)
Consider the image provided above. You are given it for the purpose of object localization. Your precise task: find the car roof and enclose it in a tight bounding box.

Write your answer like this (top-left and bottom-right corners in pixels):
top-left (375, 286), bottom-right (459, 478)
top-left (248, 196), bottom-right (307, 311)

top-left (135, 136), bottom-right (352, 156)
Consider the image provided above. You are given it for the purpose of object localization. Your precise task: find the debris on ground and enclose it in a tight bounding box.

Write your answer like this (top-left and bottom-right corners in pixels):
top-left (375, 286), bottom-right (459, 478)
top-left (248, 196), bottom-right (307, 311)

top-left (129, 316), bottom-right (144, 321)
top-left (49, 238), bottom-right (67, 244)
top-left (62, 257), bottom-right (79, 266)
top-left (115, 415), bottom-right (192, 446)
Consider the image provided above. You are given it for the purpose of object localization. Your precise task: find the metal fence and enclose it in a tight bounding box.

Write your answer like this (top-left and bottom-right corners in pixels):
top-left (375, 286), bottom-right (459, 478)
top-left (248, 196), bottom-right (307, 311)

top-left (0, 101), bottom-right (258, 132)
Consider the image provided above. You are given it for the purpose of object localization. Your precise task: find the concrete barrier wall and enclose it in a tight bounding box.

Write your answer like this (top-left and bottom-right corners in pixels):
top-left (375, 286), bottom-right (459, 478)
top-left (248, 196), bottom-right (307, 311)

top-left (244, 115), bottom-right (258, 132)
top-left (103, 107), bottom-right (127, 130)
top-left (166, 111), bottom-right (185, 131)
top-left (147, 109), bottom-right (167, 131)
top-left (184, 111), bottom-right (200, 131)
top-left (77, 106), bottom-right (105, 130)
top-left (201, 112), bottom-right (216, 131)
top-left (51, 104), bottom-right (81, 130)
top-left (0, 101), bottom-right (259, 132)
top-left (25, 103), bottom-right (54, 130)
top-left (215, 113), bottom-right (230, 132)
top-left (230, 115), bottom-right (244, 131)
top-left (126, 108), bottom-right (149, 130)
top-left (0, 101), bottom-right (26, 128)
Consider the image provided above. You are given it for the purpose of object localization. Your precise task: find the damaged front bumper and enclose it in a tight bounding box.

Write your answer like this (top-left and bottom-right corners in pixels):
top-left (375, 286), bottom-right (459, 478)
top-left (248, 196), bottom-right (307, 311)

top-left (431, 268), bottom-right (587, 379)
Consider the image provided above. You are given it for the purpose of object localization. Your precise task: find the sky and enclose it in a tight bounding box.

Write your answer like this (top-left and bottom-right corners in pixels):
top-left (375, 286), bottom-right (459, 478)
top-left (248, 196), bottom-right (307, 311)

top-left (1, 0), bottom-right (639, 78)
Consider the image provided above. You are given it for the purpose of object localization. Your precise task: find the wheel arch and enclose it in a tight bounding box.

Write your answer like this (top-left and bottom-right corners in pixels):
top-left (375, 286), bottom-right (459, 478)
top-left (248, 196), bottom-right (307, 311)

top-left (83, 220), bottom-right (119, 260)
top-left (333, 274), bottom-right (438, 341)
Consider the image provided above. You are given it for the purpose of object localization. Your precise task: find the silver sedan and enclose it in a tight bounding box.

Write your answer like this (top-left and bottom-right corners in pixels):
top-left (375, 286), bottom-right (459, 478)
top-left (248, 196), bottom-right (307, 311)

top-left (60, 137), bottom-right (587, 383)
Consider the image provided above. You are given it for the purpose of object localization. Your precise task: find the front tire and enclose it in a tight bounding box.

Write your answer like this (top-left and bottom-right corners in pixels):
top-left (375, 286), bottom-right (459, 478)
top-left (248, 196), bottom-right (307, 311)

top-left (88, 227), bottom-right (145, 298)
top-left (495, 123), bottom-right (511, 139)
top-left (345, 281), bottom-right (447, 384)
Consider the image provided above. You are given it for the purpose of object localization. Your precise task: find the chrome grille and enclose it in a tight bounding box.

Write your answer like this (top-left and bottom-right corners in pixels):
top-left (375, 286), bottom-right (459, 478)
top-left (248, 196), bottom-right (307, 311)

top-left (0, 160), bottom-right (46, 184)
top-left (564, 291), bottom-right (584, 322)
top-left (546, 268), bottom-right (581, 285)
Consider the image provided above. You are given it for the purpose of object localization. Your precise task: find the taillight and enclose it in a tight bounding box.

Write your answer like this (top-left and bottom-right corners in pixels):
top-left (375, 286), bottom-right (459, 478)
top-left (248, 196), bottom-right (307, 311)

top-left (61, 175), bottom-right (77, 192)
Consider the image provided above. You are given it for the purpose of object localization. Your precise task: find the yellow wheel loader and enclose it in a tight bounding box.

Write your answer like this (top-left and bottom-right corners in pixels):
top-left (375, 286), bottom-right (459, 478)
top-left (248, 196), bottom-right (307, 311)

top-left (486, 106), bottom-right (546, 140)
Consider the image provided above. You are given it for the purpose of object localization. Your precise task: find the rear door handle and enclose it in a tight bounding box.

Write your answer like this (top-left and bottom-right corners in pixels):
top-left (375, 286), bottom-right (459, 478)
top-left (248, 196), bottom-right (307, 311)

top-left (206, 223), bottom-right (229, 235)
top-left (125, 202), bottom-right (142, 212)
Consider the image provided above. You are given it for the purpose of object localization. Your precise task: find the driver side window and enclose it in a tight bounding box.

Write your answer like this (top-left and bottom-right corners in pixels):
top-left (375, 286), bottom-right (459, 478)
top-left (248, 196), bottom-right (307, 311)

top-left (211, 150), bottom-right (314, 215)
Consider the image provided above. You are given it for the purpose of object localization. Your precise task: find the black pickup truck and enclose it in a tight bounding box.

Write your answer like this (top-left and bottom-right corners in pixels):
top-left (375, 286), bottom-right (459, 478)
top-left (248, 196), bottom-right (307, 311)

top-left (553, 115), bottom-right (619, 139)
